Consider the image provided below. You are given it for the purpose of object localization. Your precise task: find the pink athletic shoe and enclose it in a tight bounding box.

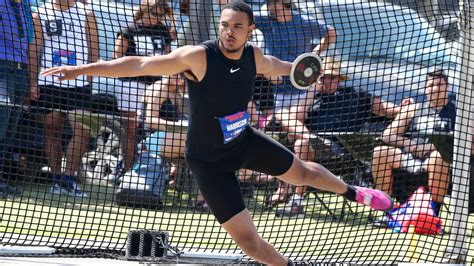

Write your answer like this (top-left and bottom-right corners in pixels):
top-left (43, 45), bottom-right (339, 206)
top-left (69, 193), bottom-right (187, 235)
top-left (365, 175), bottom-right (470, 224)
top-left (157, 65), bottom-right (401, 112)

top-left (354, 186), bottom-right (394, 212)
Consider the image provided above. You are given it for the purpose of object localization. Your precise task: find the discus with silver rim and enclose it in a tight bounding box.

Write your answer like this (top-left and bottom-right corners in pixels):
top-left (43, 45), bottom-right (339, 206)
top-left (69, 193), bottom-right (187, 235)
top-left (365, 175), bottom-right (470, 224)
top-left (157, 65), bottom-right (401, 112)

top-left (290, 53), bottom-right (323, 90)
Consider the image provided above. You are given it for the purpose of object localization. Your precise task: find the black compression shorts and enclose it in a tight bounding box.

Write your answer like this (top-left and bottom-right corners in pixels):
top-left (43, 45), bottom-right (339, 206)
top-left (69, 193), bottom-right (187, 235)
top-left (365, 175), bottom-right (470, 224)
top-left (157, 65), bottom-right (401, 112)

top-left (185, 127), bottom-right (294, 224)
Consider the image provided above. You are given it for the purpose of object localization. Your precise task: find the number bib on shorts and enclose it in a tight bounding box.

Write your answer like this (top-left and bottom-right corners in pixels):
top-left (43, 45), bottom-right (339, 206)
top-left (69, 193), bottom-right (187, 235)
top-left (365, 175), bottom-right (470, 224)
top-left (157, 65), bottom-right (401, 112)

top-left (217, 111), bottom-right (250, 144)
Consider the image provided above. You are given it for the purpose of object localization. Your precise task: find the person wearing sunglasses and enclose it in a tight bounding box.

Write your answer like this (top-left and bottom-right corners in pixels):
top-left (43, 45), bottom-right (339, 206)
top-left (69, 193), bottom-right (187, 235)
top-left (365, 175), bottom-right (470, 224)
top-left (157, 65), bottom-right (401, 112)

top-left (111, 0), bottom-right (175, 181)
top-left (274, 56), bottom-right (401, 217)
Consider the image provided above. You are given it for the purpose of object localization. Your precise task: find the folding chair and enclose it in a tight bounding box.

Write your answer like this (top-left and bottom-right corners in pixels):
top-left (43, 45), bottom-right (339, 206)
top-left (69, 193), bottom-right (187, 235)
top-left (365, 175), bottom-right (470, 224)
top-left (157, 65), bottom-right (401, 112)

top-left (308, 135), bottom-right (370, 220)
top-left (266, 131), bottom-right (365, 220)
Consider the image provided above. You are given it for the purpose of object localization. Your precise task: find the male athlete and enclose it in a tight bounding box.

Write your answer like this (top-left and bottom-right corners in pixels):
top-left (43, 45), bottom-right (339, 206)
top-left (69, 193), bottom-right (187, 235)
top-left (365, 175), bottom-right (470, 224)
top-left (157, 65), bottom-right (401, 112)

top-left (43, 2), bottom-right (393, 265)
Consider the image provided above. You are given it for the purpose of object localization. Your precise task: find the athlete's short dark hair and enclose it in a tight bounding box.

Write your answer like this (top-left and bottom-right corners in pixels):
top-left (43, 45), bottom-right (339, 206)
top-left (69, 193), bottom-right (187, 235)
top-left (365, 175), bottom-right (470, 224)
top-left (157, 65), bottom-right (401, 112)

top-left (222, 1), bottom-right (254, 25)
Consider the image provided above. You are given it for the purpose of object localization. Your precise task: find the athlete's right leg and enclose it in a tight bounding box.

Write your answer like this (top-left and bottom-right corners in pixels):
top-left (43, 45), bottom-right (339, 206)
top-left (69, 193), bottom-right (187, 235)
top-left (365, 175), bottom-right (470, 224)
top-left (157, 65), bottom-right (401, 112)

top-left (222, 209), bottom-right (289, 266)
top-left (186, 156), bottom-right (289, 266)
top-left (278, 156), bottom-right (348, 194)
top-left (245, 127), bottom-right (349, 194)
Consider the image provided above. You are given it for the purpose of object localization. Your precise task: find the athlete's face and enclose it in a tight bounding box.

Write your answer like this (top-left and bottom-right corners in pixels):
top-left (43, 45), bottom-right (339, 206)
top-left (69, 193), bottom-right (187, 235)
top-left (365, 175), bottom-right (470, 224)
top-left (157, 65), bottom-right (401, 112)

top-left (219, 9), bottom-right (254, 54)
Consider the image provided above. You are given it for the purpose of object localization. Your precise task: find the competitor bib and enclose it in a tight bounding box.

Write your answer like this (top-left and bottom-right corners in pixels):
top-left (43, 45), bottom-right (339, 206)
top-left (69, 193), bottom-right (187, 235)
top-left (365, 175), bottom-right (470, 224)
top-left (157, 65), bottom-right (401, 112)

top-left (217, 111), bottom-right (250, 144)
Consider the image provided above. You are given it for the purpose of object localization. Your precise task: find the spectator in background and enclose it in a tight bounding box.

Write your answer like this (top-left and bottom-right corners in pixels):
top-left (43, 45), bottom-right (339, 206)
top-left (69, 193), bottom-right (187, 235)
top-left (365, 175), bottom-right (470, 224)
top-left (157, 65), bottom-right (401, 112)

top-left (112, 0), bottom-right (174, 178)
top-left (178, 0), bottom-right (267, 46)
top-left (254, 0), bottom-right (336, 111)
top-left (176, 0), bottom-right (226, 46)
top-left (208, 0), bottom-right (231, 40)
top-left (116, 75), bottom-right (208, 211)
top-left (254, 0), bottom-right (337, 205)
top-left (274, 57), bottom-right (400, 216)
top-left (371, 70), bottom-right (455, 217)
top-left (29, 0), bottom-right (99, 197)
top-left (0, 0), bottom-right (31, 197)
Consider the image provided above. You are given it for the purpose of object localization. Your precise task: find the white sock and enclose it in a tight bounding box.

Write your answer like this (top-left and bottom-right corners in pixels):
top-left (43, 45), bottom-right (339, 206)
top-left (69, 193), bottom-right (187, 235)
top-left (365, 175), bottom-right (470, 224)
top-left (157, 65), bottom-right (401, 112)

top-left (290, 194), bottom-right (303, 206)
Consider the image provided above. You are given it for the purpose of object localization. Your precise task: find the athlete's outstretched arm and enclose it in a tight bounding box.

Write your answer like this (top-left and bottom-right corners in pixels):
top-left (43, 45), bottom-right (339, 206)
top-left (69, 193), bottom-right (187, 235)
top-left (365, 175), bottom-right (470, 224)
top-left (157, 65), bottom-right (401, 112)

top-left (41, 46), bottom-right (202, 81)
top-left (252, 44), bottom-right (292, 77)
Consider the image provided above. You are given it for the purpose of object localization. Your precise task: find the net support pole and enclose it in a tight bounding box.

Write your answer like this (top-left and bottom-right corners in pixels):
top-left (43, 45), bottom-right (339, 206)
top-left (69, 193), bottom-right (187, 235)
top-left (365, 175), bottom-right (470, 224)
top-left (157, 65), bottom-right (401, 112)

top-left (442, 0), bottom-right (474, 263)
top-left (188, 0), bottom-right (213, 44)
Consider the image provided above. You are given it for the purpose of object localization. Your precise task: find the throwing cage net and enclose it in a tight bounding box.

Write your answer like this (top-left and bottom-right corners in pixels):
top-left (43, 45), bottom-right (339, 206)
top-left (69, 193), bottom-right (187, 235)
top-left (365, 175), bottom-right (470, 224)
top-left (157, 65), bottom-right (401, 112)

top-left (0, 0), bottom-right (472, 264)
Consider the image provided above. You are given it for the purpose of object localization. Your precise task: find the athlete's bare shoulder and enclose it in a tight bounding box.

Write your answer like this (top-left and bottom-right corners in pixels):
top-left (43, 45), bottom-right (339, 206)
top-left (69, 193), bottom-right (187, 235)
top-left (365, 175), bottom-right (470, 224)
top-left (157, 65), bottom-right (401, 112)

top-left (174, 45), bottom-right (207, 82)
top-left (248, 42), bottom-right (266, 65)
top-left (248, 42), bottom-right (268, 74)
top-left (173, 45), bottom-right (205, 63)
top-left (248, 42), bottom-right (265, 59)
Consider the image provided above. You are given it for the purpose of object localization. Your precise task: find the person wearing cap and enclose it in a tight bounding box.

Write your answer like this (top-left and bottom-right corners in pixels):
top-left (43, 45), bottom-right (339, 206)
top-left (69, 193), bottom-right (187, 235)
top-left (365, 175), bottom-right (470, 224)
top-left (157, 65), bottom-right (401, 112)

top-left (273, 57), bottom-right (401, 216)
top-left (371, 70), bottom-right (455, 218)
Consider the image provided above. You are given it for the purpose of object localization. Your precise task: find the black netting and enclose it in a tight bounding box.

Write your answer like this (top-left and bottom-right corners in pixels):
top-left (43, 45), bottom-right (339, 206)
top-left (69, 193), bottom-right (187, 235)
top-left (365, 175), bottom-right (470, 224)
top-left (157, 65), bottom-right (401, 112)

top-left (0, 0), bottom-right (472, 264)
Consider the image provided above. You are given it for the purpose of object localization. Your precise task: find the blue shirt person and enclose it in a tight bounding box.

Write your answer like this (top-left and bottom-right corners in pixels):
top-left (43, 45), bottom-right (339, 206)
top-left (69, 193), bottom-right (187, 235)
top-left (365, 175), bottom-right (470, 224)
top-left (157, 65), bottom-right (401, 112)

top-left (254, 0), bottom-right (336, 110)
top-left (0, 0), bottom-right (31, 185)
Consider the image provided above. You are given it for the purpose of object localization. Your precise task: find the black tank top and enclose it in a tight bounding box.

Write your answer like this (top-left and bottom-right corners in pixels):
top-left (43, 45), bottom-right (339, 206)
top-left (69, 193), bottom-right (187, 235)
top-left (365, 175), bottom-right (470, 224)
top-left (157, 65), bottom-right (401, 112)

top-left (185, 40), bottom-right (256, 161)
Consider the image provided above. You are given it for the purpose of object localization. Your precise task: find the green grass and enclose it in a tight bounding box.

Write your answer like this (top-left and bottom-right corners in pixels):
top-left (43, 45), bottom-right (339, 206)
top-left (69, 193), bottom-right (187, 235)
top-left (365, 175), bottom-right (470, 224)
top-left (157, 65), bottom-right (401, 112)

top-left (0, 181), bottom-right (473, 263)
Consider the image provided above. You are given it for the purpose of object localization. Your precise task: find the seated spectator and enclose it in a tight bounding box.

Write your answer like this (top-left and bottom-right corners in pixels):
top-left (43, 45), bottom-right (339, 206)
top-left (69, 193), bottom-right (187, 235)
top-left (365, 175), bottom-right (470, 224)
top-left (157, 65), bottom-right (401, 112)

top-left (273, 57), bottom-right (400, 216)
top-left (253, 0), bottom-right (337, 202)
top-left (112, 0), bottom-right (174, 177)
top-left (176, 0), bottom-right (226, 47)
top-left (371, 69), bottom-right (455, 217)
top-left (116, 75), bottom-right (208, 211)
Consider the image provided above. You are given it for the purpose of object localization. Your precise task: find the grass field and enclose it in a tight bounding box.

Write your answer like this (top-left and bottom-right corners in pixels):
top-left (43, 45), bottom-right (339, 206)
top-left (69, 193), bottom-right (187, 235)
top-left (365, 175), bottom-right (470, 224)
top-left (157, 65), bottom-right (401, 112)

top-left (0, 180), bottom-right (473, 263)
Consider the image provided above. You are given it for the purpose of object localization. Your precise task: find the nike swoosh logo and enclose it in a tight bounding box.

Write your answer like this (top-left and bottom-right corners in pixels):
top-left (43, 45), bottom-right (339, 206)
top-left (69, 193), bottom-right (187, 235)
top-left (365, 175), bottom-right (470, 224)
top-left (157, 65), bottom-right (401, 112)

top-left (230, 68), bottom-right (240, 74)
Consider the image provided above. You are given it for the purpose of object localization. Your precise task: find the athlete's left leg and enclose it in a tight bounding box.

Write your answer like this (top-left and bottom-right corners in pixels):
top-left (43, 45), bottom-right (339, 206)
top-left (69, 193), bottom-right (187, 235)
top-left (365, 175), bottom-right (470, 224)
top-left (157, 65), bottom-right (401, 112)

top-left (244, 128), bottom-right (393, 212)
